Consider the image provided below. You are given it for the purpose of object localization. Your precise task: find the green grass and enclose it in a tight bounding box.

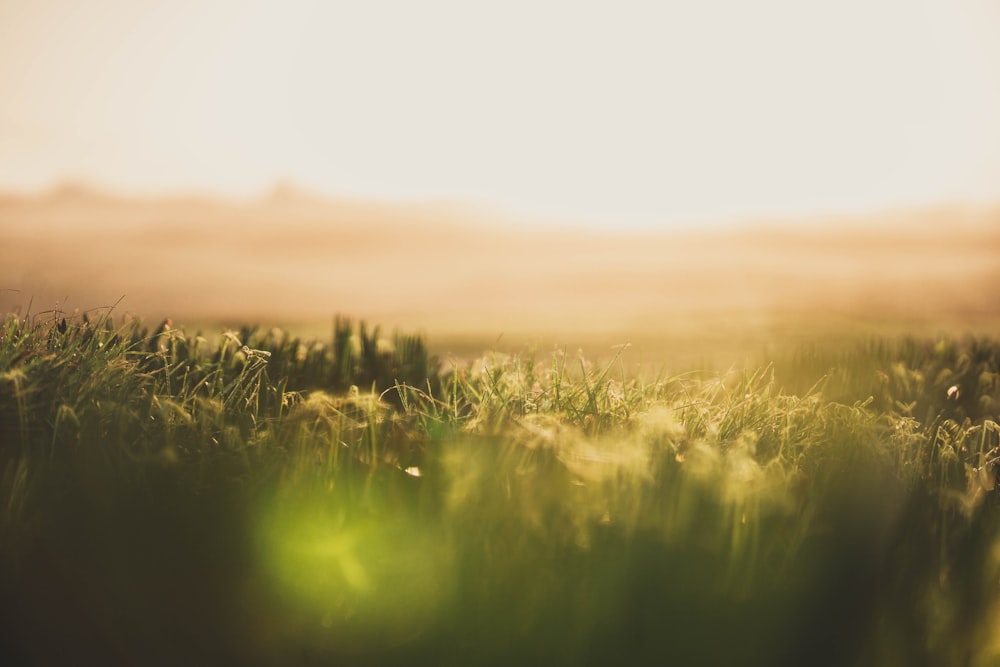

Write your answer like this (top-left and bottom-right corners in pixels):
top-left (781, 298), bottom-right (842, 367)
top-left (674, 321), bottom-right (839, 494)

top-left (0, 311), bottom-right (998, 665)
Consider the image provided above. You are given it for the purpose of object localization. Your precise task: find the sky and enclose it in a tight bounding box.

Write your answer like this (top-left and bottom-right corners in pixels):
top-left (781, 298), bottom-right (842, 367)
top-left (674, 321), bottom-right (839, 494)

top-left (0, 0), bottom-right (998, 229)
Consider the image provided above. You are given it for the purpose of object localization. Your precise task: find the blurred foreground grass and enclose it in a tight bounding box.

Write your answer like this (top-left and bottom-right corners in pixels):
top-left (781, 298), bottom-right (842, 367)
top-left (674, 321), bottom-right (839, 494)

top-left (0, 311), bottom-right (998, 665)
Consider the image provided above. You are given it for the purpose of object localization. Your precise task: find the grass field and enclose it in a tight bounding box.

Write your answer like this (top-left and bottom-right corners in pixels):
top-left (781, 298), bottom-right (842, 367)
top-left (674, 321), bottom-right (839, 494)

top-left (1, 309), bottom-right (998, 665)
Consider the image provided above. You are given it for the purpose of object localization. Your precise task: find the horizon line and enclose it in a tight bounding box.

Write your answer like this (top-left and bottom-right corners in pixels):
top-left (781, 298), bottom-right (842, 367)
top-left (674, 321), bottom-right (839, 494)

top-left (1, 176), bottom-right (998, 232)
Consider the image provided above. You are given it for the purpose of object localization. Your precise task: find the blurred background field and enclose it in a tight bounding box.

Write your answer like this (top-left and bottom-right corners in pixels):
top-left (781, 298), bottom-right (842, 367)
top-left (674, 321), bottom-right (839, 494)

top-left (2, 188), bottom-right (997, 370)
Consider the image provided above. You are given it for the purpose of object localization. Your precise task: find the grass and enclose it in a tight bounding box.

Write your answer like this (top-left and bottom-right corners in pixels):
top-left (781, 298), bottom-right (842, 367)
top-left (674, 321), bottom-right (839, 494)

top-left (0, 310), bottom-right (998, 665)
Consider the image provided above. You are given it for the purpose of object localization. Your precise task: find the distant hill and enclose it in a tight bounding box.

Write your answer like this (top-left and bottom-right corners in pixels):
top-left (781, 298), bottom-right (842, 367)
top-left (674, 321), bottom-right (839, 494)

top-left (1, 189), bottom-right (997, 346)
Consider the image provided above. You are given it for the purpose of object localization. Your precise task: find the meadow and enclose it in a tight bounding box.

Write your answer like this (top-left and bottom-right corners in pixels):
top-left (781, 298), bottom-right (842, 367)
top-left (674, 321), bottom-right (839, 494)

top-left (1, 309), bottom-right (998, 665)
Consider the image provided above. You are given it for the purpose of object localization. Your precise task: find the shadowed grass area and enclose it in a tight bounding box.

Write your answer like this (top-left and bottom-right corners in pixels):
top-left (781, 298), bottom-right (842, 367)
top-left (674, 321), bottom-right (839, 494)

top-left (0, 311), bottom-right (998, 665)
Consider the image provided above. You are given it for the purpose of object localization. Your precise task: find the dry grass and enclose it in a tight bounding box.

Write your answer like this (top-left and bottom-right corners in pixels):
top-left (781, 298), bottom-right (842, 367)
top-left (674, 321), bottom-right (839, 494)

top-left (0, 310), bottom-right (998, 664)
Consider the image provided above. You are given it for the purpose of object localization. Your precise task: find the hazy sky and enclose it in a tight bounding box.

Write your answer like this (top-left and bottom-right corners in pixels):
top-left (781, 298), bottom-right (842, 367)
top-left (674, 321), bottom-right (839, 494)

top-left (1, 0), bottom-right (998, 228)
